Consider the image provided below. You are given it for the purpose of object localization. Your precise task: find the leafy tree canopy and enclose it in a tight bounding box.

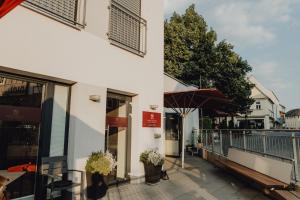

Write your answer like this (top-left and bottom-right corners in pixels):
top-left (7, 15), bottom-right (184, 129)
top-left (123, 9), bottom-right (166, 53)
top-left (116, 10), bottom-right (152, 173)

top-left (164, 5), bottom-right (254, 113)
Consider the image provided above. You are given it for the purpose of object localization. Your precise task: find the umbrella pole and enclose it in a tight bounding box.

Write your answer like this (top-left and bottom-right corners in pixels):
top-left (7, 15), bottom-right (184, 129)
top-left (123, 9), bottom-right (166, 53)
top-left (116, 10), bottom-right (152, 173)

top-left (181, 114), bottom-right (185, 168)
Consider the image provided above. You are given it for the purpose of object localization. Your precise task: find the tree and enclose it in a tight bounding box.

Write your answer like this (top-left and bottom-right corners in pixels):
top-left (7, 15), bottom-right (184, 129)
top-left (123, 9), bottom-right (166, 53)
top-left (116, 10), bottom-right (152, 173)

top-left (164, 5), bottom-right (254, 113)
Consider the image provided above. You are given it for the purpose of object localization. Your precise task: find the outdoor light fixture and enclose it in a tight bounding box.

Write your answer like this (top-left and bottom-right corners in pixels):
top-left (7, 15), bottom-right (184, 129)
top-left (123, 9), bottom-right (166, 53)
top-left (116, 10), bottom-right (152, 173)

top-left (150, 105), bottom-right (158, 110)
top-left (89, 95), bottom-right (101, 102)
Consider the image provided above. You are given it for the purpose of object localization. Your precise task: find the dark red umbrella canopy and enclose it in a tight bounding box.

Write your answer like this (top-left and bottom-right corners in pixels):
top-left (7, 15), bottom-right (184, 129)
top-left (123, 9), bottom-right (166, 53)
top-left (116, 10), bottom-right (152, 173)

top-left (0, 0), bottom-right (25, 18)
top-left (164, 88), bottom-right (236, 115)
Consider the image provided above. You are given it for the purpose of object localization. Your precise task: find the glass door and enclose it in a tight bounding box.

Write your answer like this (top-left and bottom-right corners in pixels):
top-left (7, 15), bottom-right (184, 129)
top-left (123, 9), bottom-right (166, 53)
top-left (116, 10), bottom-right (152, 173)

top-left (0, 75), bottom-right (44, 200)
top-left (105, 92), bottom-right (131, 184)
top-left (165, 113), bottom-right (182, 157)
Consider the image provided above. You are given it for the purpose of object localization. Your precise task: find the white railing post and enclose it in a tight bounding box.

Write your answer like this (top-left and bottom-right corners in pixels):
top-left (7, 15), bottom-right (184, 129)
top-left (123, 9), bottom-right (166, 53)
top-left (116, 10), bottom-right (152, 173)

top-left (205, 130), bottom-right (208, 149)
top-left (200, 129), bottom-right (203, 145)
top-left (243, 130), bottom-right (247, 150)
top-left (220, 130), bottom-right (223, 155)
top-left (212, 130), bottom-right (214, 153)
top-left (292, 133), bottom-right (299, 181)
top-left (263, 133), bottom-right (267, 154)
top-left (229, 130), bottom-right (233, 147)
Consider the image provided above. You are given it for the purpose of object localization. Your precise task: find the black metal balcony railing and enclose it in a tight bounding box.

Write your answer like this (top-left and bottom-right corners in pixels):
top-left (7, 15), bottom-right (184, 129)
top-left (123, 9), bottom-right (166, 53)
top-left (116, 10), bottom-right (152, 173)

top-left (109, 1), bottom-right (147, 56)
top-left (23, 0), bottom-right (86, 28)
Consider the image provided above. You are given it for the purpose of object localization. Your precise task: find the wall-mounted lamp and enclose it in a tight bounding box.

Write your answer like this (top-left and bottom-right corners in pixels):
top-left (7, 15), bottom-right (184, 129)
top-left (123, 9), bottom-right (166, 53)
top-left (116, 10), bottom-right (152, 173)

top-left (150, 105), bottom-right (158, 110)
top-left (89, 95), bottom-right (101, 102)
top-left (154, 133), bottom-right (161, 139)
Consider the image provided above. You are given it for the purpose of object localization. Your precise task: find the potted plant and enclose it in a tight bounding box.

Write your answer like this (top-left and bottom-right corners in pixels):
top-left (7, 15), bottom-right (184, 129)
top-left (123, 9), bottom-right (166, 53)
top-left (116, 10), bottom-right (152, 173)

top-left (140, 150), bottom-right (164, 184)
top-left (85, 151), bottom-right (116, 199)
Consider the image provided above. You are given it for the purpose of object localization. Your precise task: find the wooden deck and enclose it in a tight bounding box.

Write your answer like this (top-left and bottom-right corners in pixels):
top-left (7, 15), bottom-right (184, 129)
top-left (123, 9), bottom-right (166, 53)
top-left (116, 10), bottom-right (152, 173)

top-left (206, 151), bottom-right (300, 200)
top-left (217, 158), bottom-right (289, 190)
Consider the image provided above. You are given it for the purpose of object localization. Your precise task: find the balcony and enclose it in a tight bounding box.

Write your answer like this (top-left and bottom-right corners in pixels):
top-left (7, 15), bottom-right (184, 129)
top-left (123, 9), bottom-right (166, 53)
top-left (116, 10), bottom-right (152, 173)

top-left (108, 1), bottom-right (147, 56)
top-left (22, 0), bottom-right (86, 29)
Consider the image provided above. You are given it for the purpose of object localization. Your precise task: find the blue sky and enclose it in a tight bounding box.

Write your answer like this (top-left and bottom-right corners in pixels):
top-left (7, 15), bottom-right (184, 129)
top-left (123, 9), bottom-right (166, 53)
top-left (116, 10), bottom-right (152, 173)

top-left (164, 0), bottom-right (300, 110)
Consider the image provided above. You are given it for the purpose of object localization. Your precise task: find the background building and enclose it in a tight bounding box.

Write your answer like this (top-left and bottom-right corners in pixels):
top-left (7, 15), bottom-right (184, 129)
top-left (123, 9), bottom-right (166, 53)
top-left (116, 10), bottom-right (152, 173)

top-left (0, 0), bottom-right (164, 199)
top-left (286, 109), bottom-right (300, 129)
top-left (236, 76), bottom-right (285, 129)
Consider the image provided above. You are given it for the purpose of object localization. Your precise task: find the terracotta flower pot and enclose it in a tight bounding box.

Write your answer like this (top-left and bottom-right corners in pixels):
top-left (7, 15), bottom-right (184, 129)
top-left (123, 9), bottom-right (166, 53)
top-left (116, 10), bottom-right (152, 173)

top-left (143, 164), bottom-right (162, 184)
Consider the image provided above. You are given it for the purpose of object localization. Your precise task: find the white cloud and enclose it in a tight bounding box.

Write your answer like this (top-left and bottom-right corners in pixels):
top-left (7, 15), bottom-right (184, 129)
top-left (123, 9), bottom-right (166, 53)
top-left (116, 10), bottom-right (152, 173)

top-left (210, 0), bottom-right (298, 47)
top-left (164, 0), bottom-right (200, 16)
top-left (164, 0), bottom-right (188, 16)
top-left (253, 61), bottom-right (291, 90)
top-left (164, 0), bottom-right (298, 46)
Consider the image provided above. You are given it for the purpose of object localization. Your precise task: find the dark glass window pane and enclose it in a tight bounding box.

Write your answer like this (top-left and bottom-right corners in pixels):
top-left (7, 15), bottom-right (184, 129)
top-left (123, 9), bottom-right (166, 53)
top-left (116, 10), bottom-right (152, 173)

top-left (0, 75), bottom-right (43, 199)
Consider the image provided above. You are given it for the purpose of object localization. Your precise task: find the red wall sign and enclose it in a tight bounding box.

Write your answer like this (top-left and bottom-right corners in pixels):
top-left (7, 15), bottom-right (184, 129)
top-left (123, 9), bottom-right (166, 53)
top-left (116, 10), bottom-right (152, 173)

top-left (142, 111), bottom-right (161, 128)
top-left (0, 0), bottom-right (25, 18)
top-left (106, 116), bottom-right (128, 128)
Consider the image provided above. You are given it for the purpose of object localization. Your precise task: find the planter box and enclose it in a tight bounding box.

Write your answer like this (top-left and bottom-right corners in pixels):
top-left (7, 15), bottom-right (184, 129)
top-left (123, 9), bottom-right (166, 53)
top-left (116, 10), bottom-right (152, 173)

top-left (86, 172), bottom-right (108, 199)
top-left (144, 164), bottom-right (162, 184)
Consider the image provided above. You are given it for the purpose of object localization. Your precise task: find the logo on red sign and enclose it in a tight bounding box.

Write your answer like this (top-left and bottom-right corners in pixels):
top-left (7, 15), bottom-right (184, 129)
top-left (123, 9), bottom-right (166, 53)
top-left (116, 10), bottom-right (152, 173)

top-left (142, 111), bottom-right (161, 128)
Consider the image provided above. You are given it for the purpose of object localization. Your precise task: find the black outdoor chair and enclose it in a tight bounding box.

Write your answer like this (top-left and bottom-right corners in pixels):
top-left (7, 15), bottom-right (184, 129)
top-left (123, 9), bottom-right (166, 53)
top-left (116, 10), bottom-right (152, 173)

top-left (41, 156), bottom-right (83, 200)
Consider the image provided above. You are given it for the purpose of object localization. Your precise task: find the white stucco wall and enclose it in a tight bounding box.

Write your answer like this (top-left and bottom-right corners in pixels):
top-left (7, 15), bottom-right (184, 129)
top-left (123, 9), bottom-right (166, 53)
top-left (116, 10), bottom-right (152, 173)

top-left (0, 0), bottom-right (164, 178)
top-left (286, 116), bottom-right (300, 129)
top-left (164, 74), bottom-right (199, 145)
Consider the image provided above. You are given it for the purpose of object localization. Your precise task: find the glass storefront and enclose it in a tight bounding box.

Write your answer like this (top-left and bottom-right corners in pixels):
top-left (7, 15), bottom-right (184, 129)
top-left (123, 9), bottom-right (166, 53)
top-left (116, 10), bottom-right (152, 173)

top-left (105, 92), bottom-right (131, 184)
top-left (0, 73), bottom-right (70, 200)
top-left (0, 76), bottom-right (43, 199)
top-left (165, 113), bottom-right (182, 157)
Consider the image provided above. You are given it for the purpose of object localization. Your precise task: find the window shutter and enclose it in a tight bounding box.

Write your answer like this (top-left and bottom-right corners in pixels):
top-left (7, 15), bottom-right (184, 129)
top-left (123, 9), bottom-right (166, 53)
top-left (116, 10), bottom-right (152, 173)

top-left (113, 0), bottom-right (141, 16)
top-left (109, 0), bottom-right (146, 55)
top-left (25, 0), bottom-right (78, 22)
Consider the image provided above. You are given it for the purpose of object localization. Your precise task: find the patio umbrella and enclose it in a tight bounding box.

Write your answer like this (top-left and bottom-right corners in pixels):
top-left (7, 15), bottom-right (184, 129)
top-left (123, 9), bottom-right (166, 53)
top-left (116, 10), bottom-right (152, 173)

top-left (164, 88), bottom-right (236, 168)
top-left (0, 0), bottom-right (25, 18)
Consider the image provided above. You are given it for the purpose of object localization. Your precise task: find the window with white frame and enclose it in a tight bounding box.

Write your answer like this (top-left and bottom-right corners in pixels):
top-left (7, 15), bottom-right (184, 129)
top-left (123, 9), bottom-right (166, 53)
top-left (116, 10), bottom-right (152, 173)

top-left (109, 0), bottom-right (147, 56)
top-left (256, 101), bottom-right (261, 110)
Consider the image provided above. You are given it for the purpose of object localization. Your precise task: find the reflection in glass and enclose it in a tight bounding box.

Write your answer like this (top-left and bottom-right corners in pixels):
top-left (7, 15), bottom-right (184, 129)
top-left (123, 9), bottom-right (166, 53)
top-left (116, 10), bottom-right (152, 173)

top-left (0, 76), bottom-right (43, 199)
top-left (105, 93), bottom-right (130, 183)
top-left (165, 113), bottom-right (181, 141)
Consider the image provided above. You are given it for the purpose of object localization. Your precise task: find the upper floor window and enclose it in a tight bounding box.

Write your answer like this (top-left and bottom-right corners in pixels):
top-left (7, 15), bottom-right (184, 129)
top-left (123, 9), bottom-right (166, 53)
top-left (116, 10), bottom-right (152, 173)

top-left (109, 0), bottom-right (147, 56)
top-left (256, 101), bottom-right (261, 110)
top-left (23, 0), bottom-right (86, 28)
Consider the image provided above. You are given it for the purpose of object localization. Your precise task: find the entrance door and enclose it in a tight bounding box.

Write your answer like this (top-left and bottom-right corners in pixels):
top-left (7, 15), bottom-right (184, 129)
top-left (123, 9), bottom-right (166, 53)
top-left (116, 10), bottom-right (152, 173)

top-left (0, 75), bottom-right (44, 200)
top-left (165, 113), bottom-right (182, 157)
top-left (105, 92), bottom-right (131, 183)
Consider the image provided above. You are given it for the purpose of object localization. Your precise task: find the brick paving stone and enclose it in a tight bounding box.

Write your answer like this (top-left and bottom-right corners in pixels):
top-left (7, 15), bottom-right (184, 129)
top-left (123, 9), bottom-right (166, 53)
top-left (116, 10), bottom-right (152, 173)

top-left (102, 156), bottom-right (271, 200)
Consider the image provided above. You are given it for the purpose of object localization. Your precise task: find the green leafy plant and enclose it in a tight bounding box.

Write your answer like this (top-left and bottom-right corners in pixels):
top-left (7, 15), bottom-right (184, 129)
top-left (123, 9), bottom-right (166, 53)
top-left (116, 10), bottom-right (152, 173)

top-left (85, 151), bottom-right (116, 176)
top-left (140, 150), bottom-right (164, 166)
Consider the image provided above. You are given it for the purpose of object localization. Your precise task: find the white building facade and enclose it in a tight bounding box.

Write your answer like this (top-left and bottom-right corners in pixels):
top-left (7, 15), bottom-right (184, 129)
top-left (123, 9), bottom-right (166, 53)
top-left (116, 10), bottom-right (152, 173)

top-left (236, 76), bottom-right (285, 129)
top-left (286, 109), bottom-right (300, 129)
top-left (164, 73), bottom-right (199, 157)
top-left (0, 0), bottom-right (164, 199)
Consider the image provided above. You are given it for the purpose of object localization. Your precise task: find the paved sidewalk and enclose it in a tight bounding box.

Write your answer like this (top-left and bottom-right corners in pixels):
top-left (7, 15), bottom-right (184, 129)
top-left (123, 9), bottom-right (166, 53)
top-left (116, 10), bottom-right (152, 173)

top-left (103, 156), bottom-right (270, 200)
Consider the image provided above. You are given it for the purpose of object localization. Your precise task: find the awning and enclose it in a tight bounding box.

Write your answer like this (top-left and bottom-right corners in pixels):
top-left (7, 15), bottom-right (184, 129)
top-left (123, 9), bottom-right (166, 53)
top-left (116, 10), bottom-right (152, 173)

top-left (164, 89), bottom-right (236, 115)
